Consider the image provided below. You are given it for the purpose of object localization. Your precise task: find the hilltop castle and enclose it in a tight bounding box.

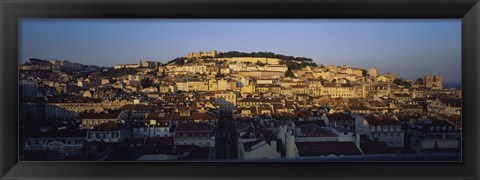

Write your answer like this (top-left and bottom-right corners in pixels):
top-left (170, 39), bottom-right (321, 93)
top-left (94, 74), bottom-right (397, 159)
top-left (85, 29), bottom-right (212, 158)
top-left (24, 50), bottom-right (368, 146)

top-left (185, 50), bottom-right (280, 65)
top-left (186, 50), bottom-right (218, 59)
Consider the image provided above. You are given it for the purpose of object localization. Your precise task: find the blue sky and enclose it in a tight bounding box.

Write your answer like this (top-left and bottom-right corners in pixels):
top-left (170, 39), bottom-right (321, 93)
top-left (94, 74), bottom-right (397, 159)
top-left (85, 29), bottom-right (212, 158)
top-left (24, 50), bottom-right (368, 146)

top-left (19, 19), bottom-right (461, 83)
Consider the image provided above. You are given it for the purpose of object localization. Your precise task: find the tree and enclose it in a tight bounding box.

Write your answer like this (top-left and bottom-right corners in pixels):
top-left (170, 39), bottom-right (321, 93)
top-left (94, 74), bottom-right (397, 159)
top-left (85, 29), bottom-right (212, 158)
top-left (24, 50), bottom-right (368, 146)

top-left (166, 57), bottom-right (186, 65)
top-left (203, 59), bottom-right (214, 63)
top-left (416, 78), bottom-right (424, 85)
top-left (285, 70), bottom-right (295, 77)
top-left (362, 69), bottom-right (368, 77)
top-left (140, 78), bottom-right (153, 88)
top-left (394, 78), bottom-right (412, 87)
top-left (215, 51), bottom-right (314, 62)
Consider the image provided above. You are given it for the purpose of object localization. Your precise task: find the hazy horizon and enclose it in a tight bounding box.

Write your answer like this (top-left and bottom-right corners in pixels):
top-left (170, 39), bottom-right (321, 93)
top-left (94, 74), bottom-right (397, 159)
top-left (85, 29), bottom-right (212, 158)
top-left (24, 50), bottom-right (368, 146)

top-left (19, 19), bottom-right (461, 83)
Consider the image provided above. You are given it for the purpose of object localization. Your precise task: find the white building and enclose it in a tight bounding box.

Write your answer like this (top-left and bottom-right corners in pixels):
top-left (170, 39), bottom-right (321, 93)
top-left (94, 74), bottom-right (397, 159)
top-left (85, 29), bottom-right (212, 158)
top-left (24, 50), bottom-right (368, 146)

top-left (368, 67), bottom-right (378, 77)
top-left (131, 119), bottom-right (170, 138)
top-left (356, 115), bottom-right (404, 148)
top-left (407, 119), bottom-right (460, 152)
top-left (87, 122), bottom-right (128, 143)
top-left (263, 64), bottom-right (288, 72)
top-left (173, 123), bottom-right (216, 149)
top-left (215, 91), bottom-right (237, 116)
top-left (238, 139), bottom-right (281, 160)
top-left (80, 112), bottom-right (120, 129)
top-left (23, 130), bottom-right (87, 157)
top-left (20, 79), bottom-right (39, 98)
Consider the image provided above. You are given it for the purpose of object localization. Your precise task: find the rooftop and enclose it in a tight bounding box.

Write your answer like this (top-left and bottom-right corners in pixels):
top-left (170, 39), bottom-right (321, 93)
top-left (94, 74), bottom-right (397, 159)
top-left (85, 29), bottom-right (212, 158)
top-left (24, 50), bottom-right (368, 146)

top-left (295, 141), bottom-right (362, 157)
top-left (175, 123), bottom-right (215, 132)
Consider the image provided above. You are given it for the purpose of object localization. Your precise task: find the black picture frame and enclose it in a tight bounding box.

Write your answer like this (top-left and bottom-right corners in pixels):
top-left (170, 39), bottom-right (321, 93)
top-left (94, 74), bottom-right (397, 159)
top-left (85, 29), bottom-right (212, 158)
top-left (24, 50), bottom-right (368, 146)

top-left (1, 0), bottom-right (479, 179)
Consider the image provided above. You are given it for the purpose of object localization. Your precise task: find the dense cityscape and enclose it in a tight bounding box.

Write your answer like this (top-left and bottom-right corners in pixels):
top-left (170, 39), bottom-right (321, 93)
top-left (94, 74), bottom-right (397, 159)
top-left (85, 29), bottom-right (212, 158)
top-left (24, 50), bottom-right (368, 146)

top-left (19, 50), bottom-right (461, 161)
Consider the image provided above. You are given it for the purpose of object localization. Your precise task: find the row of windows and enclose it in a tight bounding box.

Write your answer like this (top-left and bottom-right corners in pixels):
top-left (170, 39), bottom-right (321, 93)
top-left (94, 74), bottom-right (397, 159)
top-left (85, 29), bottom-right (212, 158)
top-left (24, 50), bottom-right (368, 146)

top-left (371, 125), bottom-right (401, 132)
top-left (373, 132), bottom-right (403, 138)
top-left (175, 133), bottom-right (213, 137)
top-left (88, 133), bottom-right (119, 139)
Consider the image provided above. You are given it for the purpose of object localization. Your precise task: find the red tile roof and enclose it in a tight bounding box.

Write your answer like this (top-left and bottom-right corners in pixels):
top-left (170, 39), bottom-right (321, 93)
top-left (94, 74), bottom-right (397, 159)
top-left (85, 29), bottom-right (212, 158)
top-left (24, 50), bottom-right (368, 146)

top-left (92, 121), bottom-right (121, 131)
top-left (175, 123), bottom-right (214, 132)
top-left (31, 130), bottom-right (87, 138)
top-left (80, 112), bottom-right (120, 119)
top-left (365, 115), bottom-right (400, 125)
top-left (439, 98), bottom-right (461, 107)
top-left (326, 113), bottom-right (353, 121)
top-left (298, 123), bottom-right (335, 137)
top-left (295, 141), bottom-right (362, 157)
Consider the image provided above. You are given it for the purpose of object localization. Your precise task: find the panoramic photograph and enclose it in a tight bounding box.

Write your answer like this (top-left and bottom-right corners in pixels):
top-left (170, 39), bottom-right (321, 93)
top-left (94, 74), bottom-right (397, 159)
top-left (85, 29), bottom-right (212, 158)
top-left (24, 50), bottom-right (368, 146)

top-left (18, 19), bottom-right (462, 161)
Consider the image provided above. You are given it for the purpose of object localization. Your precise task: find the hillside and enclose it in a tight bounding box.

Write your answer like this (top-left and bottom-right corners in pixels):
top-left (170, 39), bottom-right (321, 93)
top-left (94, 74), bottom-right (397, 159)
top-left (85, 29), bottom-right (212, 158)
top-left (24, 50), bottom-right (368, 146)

top-left (165, 51), bottom-right (318, 74)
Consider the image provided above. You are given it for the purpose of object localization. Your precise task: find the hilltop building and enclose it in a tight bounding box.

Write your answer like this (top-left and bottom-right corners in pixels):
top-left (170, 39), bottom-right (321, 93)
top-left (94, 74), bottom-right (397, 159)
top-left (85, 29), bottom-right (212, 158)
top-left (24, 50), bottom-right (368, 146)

top-left (186, 50), bottom-right (218, 59)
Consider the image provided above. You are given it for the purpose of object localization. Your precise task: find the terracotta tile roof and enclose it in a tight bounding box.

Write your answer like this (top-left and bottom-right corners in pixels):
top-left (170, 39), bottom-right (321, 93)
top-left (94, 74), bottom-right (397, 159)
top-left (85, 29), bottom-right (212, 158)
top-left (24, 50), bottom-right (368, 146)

top-left (294, 121), bottom-right (326, 127)
top-left (326, 113), bottom-right (353, 121)
top-left (295, 141), bottom-right (362, 157)
top-left (322, 83), bottom-right (353, 88)
top-left (242, 139), bottom-right (274, 152)
top-left (399, 105), bottom-right (423, 109)
top-left (175, 123), bottom-right (214, 132)
top-left (238, 97), bottom-right (260, 102)
top-left (348, 105), bottom-right (370, 111)
top-left (291, 85), bottom-right (306, 88)
top-left (365, 115), bottom-right (400, 125)
top-left (119, 104), bottom-right (155, 111)
top-left (189, 112), bottom-right (217, 121)
top-left (395, 115), bottom-right (414, 122)
top-left (172, 112), bottom-right (218, 121)
top-left (256, 84), bottom-right (281, 88)
top-left (439, 98), bottom-right (461, 107)
top-left (393, 93), bottom-right (411, 97)
top-left (367, 101), bottom-right (387, 107)
top-left (414, 119), bottom-right (458, 132)
top-left (437, 114), bottom-right (461, 121)
top-left (92, 121), bottom-right (122, 131)
top-left (136, 104), bottom-right (156, 111)
top-left (80, 112), bottom-right (120, 119)
top-left (297, 123), bottom-right (335, 137)
top-left (31, 130), bottom-right (87, 138)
